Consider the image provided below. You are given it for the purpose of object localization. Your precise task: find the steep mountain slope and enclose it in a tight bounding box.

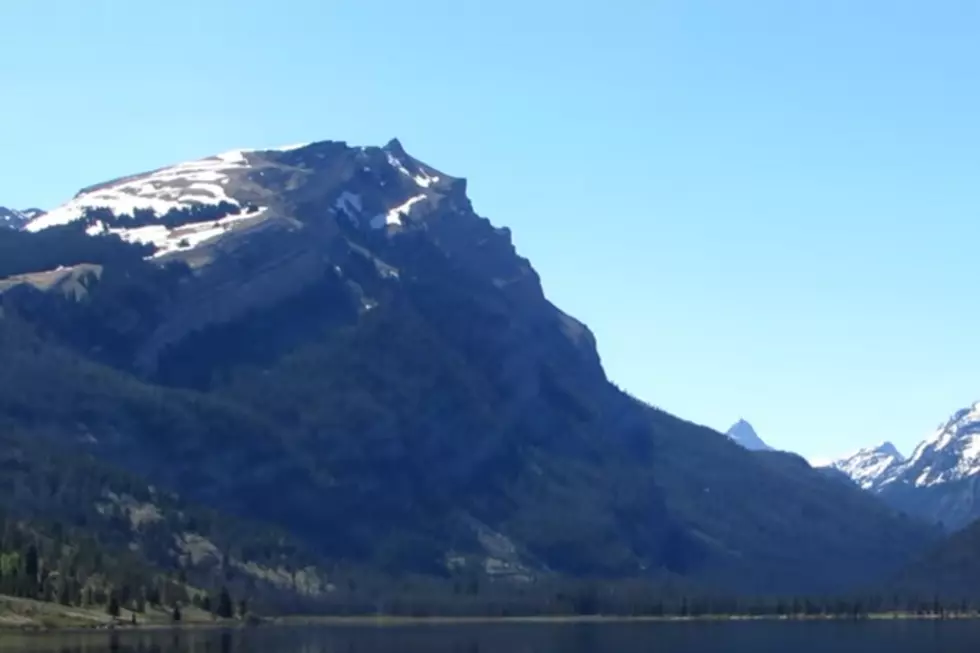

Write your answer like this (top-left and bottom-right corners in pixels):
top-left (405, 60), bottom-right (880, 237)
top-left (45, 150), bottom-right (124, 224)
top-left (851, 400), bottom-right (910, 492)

top-left (1, 139), bottom-right (937, 596)
top-left (725, 420), bottom-right (772, 451)
top-left (827, 403), bottom-right (980, 530)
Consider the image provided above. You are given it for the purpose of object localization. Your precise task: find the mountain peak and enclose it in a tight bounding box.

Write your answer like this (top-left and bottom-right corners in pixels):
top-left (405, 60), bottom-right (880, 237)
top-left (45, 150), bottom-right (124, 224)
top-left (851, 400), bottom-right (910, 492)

top-left (384, 137), bottom-right (408, 157)
top-left (873, 441), bottom-right (903, 459)
top-left (24, 139), bottom-right (460, 261)
top-left (899, 400), bottom-right (980, 491)
top-left (827, 442), bottom-right (905, 491)
top-left (725, 419), bottom-right (772, 451)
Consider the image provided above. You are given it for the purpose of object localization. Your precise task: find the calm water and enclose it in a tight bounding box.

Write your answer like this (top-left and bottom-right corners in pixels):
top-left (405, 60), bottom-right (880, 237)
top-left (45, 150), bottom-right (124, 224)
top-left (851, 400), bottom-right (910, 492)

top-left (2, 621), bottom-right (980, 653)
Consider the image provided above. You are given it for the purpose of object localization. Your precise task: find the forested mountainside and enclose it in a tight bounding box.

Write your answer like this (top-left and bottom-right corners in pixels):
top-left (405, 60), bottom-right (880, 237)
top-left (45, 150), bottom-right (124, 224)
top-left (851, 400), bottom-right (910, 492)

top-left (889, 517), bottom-right (980, 600)
top-left (0, 418), bottom-right (329, 616)
top-left (0, 140), bottom-right (940, 610)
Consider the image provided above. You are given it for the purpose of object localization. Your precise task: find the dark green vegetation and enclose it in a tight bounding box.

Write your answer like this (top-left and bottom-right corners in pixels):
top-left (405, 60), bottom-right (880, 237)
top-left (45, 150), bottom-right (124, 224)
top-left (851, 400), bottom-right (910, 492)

top-left (0, 392), bottom-right (327, 616)
top-left (0, 140), bottom-right (958, 617)
top-left (81, 202), bottom-right (260, 231)
top-left (0, 224), bottom-right (151, 279)
top-left (890, 518), bottom-right (980, 600)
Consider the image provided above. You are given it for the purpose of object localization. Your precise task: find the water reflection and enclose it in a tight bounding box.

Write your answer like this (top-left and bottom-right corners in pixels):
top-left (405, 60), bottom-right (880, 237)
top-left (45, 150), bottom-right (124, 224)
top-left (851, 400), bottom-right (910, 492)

top-left (0, 620), bottom-right (978, 653)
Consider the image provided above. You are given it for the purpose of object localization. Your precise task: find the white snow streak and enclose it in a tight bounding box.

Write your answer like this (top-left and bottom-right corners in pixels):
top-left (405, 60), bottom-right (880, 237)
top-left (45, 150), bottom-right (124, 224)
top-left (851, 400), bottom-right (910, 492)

top-left (28, 151), bottom-right (251, 232)
top-left (370, 195), bottom-right (426, 229)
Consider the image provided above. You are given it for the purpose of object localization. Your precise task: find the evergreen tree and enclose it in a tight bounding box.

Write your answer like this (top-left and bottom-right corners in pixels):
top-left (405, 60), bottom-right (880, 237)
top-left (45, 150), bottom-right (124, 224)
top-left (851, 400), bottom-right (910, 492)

top-left (57, 581), bottom-right (71, 606)
top-left (22, 544), bottom-right (38, 597)
top-left (216, 587), bottom-right (234, 619)
top-left (107, 594), bottom-right (120, 618)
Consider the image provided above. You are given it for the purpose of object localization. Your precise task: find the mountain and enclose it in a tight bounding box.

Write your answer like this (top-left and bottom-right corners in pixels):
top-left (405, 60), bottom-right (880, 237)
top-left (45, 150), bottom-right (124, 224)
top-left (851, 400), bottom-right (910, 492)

top-left (0, 207), bottom-right (40, 230)
top-left (725, 420), bottom-right (772, 451)
top-left (0, 139), bottom-right (938, 600)
top-left (826, 402), bottom-right (980, 531)
top-left (827, 442), bottom-right (905, 491)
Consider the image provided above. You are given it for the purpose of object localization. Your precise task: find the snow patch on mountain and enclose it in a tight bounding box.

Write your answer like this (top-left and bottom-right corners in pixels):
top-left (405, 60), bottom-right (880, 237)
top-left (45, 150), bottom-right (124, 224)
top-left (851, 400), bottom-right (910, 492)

top-left (725, 420), bottom-right (772, 451)
top-left (902, 402), bottom-right (980, 488)
top-left (25, 138), bottom-right (450, 269)
top-left (26, 150), bottom-right (255, 232)
top-left (85, 207), bottom-right (266, 259)
top-left (0, 207), bottom-right (32, 229)
top-left (371, 194), bottom-right (427, 229)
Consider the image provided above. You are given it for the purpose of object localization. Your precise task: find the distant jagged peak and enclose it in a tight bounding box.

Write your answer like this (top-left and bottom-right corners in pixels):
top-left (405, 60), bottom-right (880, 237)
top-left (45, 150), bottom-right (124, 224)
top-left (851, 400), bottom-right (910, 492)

top-left (900, 399), bottom-right (980, 489)
top-left (853, 441), bottom-right (904, 460)
top-left (826, 441), bottom-right (906, 491)
top-left (725, 419), bottom-right (772, 451)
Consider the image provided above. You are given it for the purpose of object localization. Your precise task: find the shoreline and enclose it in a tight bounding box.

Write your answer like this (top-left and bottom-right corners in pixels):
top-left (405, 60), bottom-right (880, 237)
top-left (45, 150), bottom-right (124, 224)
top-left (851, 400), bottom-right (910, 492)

top-left (269, 611), bottom-right (980, 626)
top-left (2, 608), bottom-right (979, 635)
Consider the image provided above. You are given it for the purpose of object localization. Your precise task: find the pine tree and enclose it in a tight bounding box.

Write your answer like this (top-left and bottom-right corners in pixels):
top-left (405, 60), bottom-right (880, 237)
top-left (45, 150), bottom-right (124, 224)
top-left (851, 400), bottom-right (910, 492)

top-left (107, 594), bottom-right (120, 618)
top-left (57, 581), bottom-right (71, 606)
top-left (22, 544), bottom-right (38, 598)
top-left (216, 587), bottom-right (234, 619)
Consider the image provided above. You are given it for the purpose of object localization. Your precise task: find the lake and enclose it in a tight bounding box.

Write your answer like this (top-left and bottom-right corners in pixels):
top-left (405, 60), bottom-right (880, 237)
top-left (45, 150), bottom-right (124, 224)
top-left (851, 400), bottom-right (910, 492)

top-left (1, 621), bottom-right (980, 653)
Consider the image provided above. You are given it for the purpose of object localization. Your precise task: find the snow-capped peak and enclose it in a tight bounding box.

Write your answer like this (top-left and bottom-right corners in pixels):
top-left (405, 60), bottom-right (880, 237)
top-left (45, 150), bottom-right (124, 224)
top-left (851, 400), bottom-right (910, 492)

top-left (23, 139), bottom-right (455, 263)
top-left (725, 419), bottom-right (772, 451)
top-left (829, 400), bottom-right (980, 495)
top-left (827, 442), bottom-right (905, 491)
top-left (902, 402), bottom-right (980, 488)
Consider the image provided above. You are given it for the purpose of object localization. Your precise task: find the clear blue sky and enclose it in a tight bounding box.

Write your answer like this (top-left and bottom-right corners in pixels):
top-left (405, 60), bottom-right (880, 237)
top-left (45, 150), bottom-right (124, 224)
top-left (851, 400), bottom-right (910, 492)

top-left (3, 1), bottom-right (979, 462)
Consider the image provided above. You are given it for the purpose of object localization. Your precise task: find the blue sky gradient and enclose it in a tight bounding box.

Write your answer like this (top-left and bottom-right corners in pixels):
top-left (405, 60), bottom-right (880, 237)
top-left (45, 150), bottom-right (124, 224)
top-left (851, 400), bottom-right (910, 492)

top-left (3, 1), bottom-right (979, 461)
